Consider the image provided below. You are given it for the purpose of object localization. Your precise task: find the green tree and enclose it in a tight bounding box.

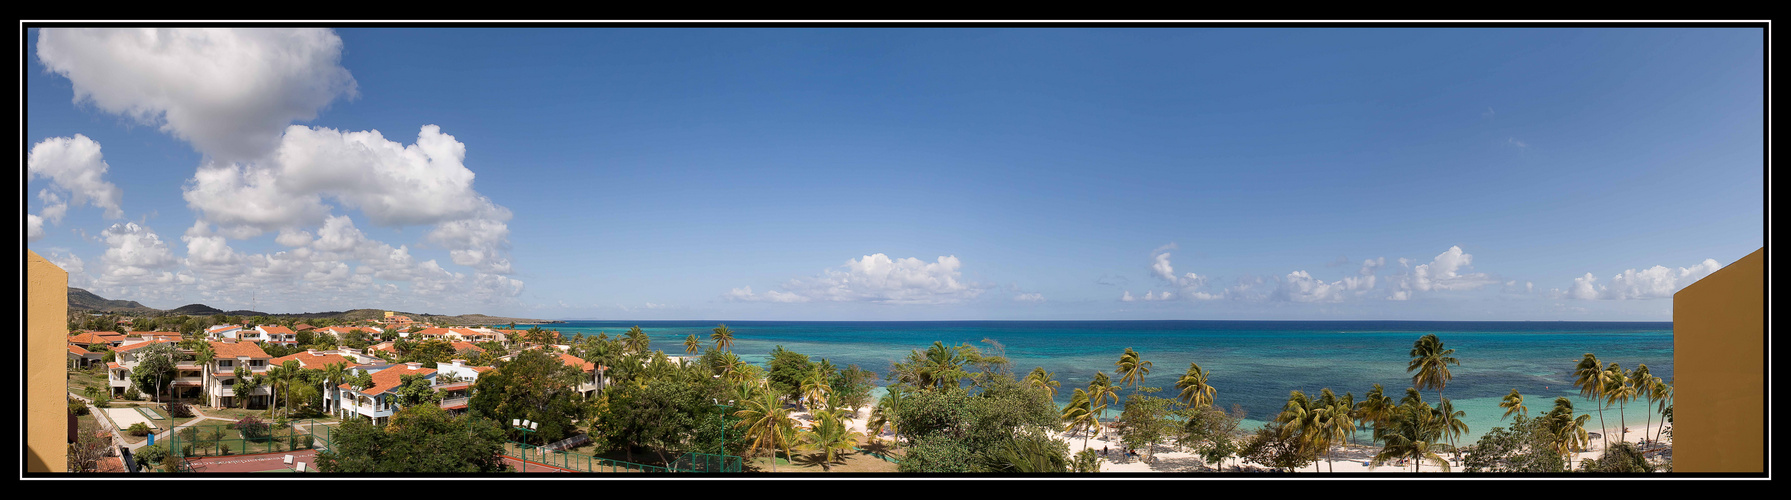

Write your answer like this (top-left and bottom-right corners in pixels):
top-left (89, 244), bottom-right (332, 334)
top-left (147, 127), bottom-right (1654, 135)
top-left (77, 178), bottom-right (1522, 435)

top-left (799, 410), bottom-right (864, 471)
top-left (1115, 347), bottom-right (1153, 390)
top-left (394, 373), bottom-right (442, 408)
top-left (1023, 367), bottom-right (1061, 398)
top-left (683, 334), bottom-right (701, 355)
top-left (129, 342), bottom-right (180, 403)
top-left (1174, 362), bottom-right (1217, 412)
top-left (1061, 388), bottom-right (1099, 450)
top-left (622, 326), bottom-right (650, 355)
top-left (1572, 353), bottom-right (1610, 452)
top-left (975, 431), bottom-right (1070, 473)
top-left (1542, 397), bottom-right (1591, 471)
top-left (313, 405), bottom-right (508, 472)
top-left (710, 324), bottom-right (735, 352)
top-left (1603, 362), bottom-right (1637, 447)
top-left (1462, 414), bottom-right (1567, 472)
top-left (1370, 390), bottom-right (1449, 472)
top-left (766, 345), bottom-right (815, 403)
top-left (733, 389), bottom-right (798, 472)
top-left (1407, 334), bottom-right (1459, 403)
top-left (467, 348), bottom-right (581, 445)
top-left (1116, 387), bottom-right (1177, 463)
top-left (1500, 389), bottom-right (1528, 421)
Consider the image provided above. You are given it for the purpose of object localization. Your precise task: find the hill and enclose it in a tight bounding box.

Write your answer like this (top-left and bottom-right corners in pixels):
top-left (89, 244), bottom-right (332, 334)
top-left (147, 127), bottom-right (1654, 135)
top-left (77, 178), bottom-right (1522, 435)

top-left (66, 287), bottom-right (560, 325)
top-left (67, 288), bottom-right (160, 314)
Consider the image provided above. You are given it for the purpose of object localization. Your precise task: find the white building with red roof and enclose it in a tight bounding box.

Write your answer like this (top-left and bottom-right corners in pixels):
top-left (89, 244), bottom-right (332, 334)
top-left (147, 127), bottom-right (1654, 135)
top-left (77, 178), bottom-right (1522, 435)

top-left (202, 341), bottom-right (275, 408)
top-left (330, 362), bottom-right (438, 426)
top-left (254, 325), bottom-right (298, 346)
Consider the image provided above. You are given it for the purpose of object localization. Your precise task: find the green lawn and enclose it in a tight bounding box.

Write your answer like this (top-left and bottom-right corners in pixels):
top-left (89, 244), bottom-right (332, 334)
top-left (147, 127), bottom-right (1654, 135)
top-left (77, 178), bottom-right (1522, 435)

top-left (66, 366), bottom-right (110, 397)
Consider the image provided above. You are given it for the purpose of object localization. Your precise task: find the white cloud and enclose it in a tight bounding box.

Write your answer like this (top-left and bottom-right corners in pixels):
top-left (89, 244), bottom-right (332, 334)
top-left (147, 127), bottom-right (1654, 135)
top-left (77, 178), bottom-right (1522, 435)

top-left (28, 215), bottom-right (45, 242)
top-left (729, 254), bottom-right (985, 304)
top-left (1391, 246), bottom-right (1497, 299)
top-left (1553, 259), bottom-right (1723, 300)
top-left (36, 28), bottom-right (357, 163)
top-left (1120, 291), bottom-right (1136, 302)
top-left (27, 135), bottom-right (125, 221)
top-left (94, 222), bottom-right (179, 287)
top-left (725, 286), bottom-right (812, 303)
top-left (1013, 293), bottom-right (1045, 302)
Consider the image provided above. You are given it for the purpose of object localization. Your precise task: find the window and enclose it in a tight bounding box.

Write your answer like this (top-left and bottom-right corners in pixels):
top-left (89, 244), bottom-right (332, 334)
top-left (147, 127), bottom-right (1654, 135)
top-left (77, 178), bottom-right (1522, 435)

top-left (218, 360), bottom-right (233, 369)
top-left (223, 379), bottom-right (235, 386)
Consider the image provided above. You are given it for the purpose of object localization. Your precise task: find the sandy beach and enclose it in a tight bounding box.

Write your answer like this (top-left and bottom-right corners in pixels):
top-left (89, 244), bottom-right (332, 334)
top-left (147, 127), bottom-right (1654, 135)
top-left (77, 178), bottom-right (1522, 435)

top-left (797, 404), bottom-right (1669, 473)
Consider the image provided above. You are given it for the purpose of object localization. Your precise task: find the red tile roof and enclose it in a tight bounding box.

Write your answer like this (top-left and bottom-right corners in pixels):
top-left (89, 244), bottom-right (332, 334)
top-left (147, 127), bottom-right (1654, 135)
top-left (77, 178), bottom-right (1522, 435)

top-left (557, 353), bottom-right (595, 373)
top-left (112, 339), bottom-right (178, 353)
top-left (68, 331), bottom-right (123, 345)
top-left (268, 351), bottom-right (359, 370)
top-left (340, 364), bottom-right (436, 395)
top-left (69, 344), bottom-right (93, 356)
top-left (450, 341), bottom-right (484, 353)
top-left (209, 341), bottom-right (272, 359)
top-left (257, 325), bottom-right (296, 336)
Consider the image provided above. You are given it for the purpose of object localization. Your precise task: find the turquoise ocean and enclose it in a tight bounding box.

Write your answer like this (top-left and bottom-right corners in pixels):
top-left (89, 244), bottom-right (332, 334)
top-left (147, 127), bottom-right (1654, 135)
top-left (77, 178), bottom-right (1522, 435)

top-left (544, 320), bottom-right (1672, 444)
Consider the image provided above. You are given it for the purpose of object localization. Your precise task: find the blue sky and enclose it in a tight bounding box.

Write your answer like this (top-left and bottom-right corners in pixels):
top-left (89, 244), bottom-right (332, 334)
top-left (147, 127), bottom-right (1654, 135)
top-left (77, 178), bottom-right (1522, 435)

top-left (24, 27), bottom-right (1765, 321)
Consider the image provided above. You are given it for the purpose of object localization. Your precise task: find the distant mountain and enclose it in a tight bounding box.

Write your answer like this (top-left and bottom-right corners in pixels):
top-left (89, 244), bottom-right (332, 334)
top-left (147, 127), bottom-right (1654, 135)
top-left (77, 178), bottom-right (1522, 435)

top-left (167, 304), bottom-right (223, 315)
top-left (65, 287), bottom-right (560, 325)
top-left (67, 288), bottom-right (159, 313)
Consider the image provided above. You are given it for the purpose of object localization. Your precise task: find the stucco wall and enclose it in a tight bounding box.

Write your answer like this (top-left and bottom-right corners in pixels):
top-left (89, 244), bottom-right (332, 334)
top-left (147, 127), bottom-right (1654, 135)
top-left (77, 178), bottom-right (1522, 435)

top-left (1672, 248), bottom-right (1765, 473)
top-left (26, 250), bottom-right (69, 472)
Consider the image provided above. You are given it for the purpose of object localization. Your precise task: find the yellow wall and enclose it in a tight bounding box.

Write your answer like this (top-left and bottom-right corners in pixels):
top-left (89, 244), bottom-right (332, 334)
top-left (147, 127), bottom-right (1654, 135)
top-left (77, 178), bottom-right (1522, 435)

top-left (26, 250), bottom-right (69, 472)
top-left (1673, 247), bottom-right (1764, 473)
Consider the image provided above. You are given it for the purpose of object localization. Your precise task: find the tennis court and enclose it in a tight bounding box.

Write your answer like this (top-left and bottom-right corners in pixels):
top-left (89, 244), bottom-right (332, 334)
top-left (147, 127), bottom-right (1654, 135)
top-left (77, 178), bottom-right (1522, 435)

top-left (182, 450), bottom-right (317, 473)
top-left (102, 408), bottom-right (158, 431)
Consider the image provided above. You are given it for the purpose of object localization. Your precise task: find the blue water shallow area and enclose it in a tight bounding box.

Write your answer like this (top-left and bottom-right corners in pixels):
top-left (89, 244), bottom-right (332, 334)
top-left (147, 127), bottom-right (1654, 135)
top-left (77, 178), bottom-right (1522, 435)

top-left (548, 320), bottom-right (1672, 443)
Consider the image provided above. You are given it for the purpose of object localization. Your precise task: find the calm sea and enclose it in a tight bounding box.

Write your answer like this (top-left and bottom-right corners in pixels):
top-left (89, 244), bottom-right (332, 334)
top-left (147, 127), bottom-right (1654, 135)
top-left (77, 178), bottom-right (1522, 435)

top-left (545, 320), bottom-right (1673, 443)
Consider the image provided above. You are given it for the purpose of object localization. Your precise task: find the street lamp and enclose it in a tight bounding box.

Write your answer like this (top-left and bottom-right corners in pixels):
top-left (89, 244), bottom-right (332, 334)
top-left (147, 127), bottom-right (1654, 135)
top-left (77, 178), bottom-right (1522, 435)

top-left (712, 399), bottom-right (735, 456)
top-left (512, 418), bottom-right (538, 473)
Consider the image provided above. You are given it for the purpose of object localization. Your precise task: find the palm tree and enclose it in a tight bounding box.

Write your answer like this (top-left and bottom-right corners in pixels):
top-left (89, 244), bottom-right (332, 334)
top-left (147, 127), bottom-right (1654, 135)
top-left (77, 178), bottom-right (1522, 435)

top-left (1086, 373), bottom-right (1118, 436)
top-left (1024, 367), bottom-right (1061, 398)
top-left (1371, 397), bottom-right (1449, 472)
top-left (1630, 364), bottom-right (1654, 446)
top-left (800, 367), bottom-right (831, 412)
top-left (1407, 334), bottom-right (1460, 404)
top-left (1357, 384), bottom-right (1396, 444)
top-left (683, 334), bottom-right (701, 355)
top-left (1061, 388), bottom-right (1099, 450)
top-left (870, 385), bottom-right (908, 445)
top-left (1276, 390), bottom-right (1323, 472)
top-left (267, 360), bottom-right (302, 418)
top-left (716, 351), bottom-right (747, 383)
top-left (710, 324), bottom-right (735, 352)
top-left (1603, 362), bottom-right (1637, 446)
top-left (799, 411), bottom-right (864, 472)
top-left (1499, 389), bottom-right (1528, 420)
top-left (320, 362), bottom-right (348, 415)
top-left (623, 326), bottom-right (649, 356)
top-left (1544, 397), bottom-right (1591, 471)
top-left (1436, 397), bottom-right (1469, 466)
top-left (1115, 347), bottom-right (1152, 389)
top-left (1573, 353), bottom-right (1611, 452)
top-left (233, 366), bottom-right (262, 410)
top-left (1174, 362), bottom-right (1217, 411)
top-left (734, 390), bottom-right (799, 472)
top-left (1651, 378), bottom-right (1672, 446)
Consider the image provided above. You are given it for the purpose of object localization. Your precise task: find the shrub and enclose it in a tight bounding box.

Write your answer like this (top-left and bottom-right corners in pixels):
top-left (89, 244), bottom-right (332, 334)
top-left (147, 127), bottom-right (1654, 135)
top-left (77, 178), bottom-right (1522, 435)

top-left (128, 423), bottom-right (152, 436)
top-left (166, 402), bottom-right (193, 418)
top-left (134, 443), bottom-right (169, 469)
top-left (235, 416), bottom-right (271, 441)
top-left (219, 443), bottom-right (232, 455)
top-left (68, 398), bottom-right (90, 416)
top-left (123, 386), bottom-right (141, 401)
top-left (1073, 448), bottom-right (1102, 473)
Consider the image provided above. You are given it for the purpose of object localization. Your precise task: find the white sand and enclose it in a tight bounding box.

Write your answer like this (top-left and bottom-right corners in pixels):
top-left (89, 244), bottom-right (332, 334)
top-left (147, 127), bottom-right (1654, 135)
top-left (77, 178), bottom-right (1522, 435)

top-left (796, 405), bottom-right (1671, 473)
top-left (1047, 420), bottom-right (1673, 473)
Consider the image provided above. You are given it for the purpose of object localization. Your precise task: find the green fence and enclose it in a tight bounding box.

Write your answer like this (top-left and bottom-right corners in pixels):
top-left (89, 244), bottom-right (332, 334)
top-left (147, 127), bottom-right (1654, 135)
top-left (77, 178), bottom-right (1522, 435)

top-left (502, 442), bottom-right (740, 473)
top-left (169, 420), bottom-right (323, 460)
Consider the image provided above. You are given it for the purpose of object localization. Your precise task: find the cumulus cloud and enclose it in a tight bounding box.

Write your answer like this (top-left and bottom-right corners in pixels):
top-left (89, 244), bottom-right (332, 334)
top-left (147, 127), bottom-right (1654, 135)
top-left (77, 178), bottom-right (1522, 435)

top-left (93, 222), bottom-right (179, 287)
top-left (28, 215), bottom-right (45, 242)
top-left (1389, 246), bottom-right (1497, 300)
top-left (1272, 258), bottom-right (1384, 303)
top-left (1013, 293), bottom-right (1045, 302)
top-left (27, 135), bottom-right (125, 222)
top-left (1552, 259), bottom-right (1723, 300)
top-left (728, 254), bottom-right (985, 304)
top-left (36, 28), bottom-right (357, 163)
